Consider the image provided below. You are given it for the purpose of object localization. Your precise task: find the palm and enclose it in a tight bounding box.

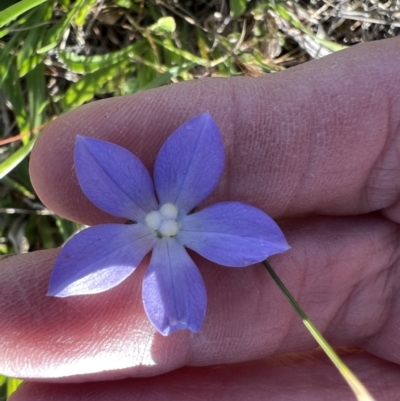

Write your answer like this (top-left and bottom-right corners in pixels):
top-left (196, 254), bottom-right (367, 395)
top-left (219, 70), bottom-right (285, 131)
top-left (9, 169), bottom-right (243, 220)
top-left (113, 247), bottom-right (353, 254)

top-left (3, 37), bottom-right (400, 400)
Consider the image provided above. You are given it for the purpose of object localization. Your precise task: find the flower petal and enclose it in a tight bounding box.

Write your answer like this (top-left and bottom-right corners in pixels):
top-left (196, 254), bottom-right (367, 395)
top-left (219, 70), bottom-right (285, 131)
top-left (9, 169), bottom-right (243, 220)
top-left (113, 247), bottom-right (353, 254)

top-left (179, 202), bottom-right (290, 267)
top-left (75, 136), bottom-right (158, 221)
top-left (154, 112), bottom-right (224, 213)
top-left (142, 239), bottom-right (207, 335)
top-left (48, 224), bottom-right (156, 297)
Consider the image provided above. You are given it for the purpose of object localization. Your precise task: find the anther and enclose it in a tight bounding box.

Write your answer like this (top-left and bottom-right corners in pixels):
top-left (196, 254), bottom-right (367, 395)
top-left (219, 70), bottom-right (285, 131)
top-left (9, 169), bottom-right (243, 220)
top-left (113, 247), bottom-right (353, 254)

top-left (145, 203), bottom-right (180, 238)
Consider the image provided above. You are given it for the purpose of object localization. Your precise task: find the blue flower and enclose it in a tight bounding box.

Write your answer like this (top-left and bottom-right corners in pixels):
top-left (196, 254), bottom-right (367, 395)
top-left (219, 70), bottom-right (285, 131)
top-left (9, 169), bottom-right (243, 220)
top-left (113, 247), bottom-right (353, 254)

top-left (48, 112), bottom-right (289, 335)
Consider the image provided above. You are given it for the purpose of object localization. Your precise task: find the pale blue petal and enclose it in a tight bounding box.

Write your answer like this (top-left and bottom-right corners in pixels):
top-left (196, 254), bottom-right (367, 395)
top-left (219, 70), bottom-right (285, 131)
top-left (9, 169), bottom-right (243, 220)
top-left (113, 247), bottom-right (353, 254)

top-left (48, 224), bottom-right (156, 297)
top-left (75, 136), bottom-right (158, 221)
top-left (142, 239), bottom-right (207, 336)
top-left (154, 112), bottom-right (224, 213)
top-left (179, 202), bottom-right (290, 267)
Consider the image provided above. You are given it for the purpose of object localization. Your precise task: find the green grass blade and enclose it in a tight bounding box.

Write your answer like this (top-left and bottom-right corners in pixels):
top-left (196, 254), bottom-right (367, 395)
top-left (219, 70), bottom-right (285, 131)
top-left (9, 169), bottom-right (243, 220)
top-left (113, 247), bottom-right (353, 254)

top-left (62, 61), bottom-right (130, 110)
top-left (0, 138), bottom-right (36, 179)
top-left (0, 0), bottom-right (47, 28)
top-left (16, 2), bottom-right (53, 77)
top-left (263, 260), bottom-right (376, 401)
top-left (2, 59), bottom-right (30, 142)
top-left (141, 70), bottom-right (174, 90)
top-left (274, 4), bottom-right (347, 52)
top-left (26, 62), bottom-right (47, 130)
top-left (59, 41), bottom-right (147, 74)
top-left (60, 0), bottom-right (70, 9)
top-left (152, 37), bottom-right (206, 65)
top-left (0, 7), bottom-right (35, 38)
top-left (0, 32), bottom-right (21, 88)
top-left (111, 0), bottom-right (140, 11)
top-left (123, 66), bottom-right (187, 95)
top-left (196, 31), bottom-right (209, 61)
top-left (2, 176), bottom-right (34, 198)
top-left (37, 0), bottom-right (87, 54)
top-left (135, 49), bottom-right (160, 88)
top-left (0, 376), bottom-right (5, 401)
top-left (75, 0), bottom-right (97, 26)
top-left (6, 378), bottom-right (22, 397)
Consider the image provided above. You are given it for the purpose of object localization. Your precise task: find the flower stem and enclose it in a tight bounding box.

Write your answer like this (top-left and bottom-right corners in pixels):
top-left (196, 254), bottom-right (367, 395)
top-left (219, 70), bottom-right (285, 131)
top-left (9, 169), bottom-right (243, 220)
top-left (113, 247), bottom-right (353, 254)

top-left (263, 260), bottom-right (375, 401)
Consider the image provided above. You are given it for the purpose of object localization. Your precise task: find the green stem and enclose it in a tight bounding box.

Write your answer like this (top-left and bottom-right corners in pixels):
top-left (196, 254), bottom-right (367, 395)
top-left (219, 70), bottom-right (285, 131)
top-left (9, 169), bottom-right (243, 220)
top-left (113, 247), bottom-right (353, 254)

top-left (263, 260), bottom-right (375, 401)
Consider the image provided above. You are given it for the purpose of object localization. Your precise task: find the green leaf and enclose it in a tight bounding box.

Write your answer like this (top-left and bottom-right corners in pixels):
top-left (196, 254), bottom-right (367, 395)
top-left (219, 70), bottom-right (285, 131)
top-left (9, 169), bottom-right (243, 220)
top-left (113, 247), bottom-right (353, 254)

top-left (124, 63), bottom-right (190, 94)
top-left (0, 376), bottom-right (6, 401)
top-left (230, 0), bottom-right (247, 18)
top-left (59, 40), bottom-right (147, 74)
top-left (7, 378), bottom-right (22, 397)
top-left (0, 7), bottom-right (34, 38)
top-left (0, 138), bottom-right (36, 179)
top-left (37, 0), bottom-right (87, 54)
top-left (26, 62), bottom-right (47, 130)
top-left (252, 52), bottom-right (278, 72)
top-left (135, 48), bottom-right (159, 88)
top-left (2, 59), bottom-right (30, 141)
top-left (153, 37), bottom-right (206, 65)
top-left (111, 0), bottom-right (140, 11)
top-left (0, 0), bottom-right (47, 28)
top-left (60, 0), bottom-right (70, 9)
top-left (16, 2), bottom-right (52, 77)
top-left (148, 16), bottom-right (176, 34)
top-left (196, 31), bottom-right (209, 61)
top-left (75, 0), bottom-right (97, 26)
top-left (140, 70), bottom-right (174, 90)
top-left (62, 61), bottom-right (130, 110)
top-left (0, 32), bottom-right (21, 88)
top-left (159, 41), bottom-right (177, 66)
top-left (19, 54), bottom-right (45, 77)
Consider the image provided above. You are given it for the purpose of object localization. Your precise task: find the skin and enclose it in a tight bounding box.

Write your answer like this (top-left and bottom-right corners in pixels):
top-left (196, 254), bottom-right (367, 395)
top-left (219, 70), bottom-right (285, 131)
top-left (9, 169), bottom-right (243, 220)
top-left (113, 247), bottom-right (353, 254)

top-left (3, 37), bottom-right (400, 400)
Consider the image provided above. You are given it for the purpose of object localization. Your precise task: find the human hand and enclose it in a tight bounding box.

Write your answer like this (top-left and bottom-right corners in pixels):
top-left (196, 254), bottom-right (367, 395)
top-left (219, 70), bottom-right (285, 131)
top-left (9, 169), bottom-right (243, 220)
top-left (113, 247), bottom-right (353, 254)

top-left (3, 37), bottom-right (400, 400)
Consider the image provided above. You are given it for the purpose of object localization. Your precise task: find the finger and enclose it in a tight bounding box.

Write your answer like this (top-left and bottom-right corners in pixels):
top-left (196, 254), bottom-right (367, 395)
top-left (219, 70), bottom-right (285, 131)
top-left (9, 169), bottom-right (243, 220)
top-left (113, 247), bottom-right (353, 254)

top-left (30, 37), bottom-right (400, 226)
top-left (10, 349), bottom-right (400, 401)
top-left (1, 215), bottom-right (399, 380)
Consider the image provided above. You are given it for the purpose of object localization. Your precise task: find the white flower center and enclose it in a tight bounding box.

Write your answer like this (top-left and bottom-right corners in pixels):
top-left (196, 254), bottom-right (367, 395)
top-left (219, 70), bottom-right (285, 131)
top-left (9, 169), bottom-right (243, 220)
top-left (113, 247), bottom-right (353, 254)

top-left (145, 203), bottom-right (179, 238)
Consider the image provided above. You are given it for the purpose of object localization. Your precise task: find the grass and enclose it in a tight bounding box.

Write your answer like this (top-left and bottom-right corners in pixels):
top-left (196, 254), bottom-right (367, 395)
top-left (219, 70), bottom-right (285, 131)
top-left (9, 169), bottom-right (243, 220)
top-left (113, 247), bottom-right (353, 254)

top-left (1, 0), bottom-right (399, 399)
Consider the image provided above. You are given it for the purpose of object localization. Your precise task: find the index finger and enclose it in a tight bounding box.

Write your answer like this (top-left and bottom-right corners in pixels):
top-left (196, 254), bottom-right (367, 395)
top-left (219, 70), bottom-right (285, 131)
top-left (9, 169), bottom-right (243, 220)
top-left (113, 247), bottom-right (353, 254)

top-left (30, 37), bottom-right (400, 226)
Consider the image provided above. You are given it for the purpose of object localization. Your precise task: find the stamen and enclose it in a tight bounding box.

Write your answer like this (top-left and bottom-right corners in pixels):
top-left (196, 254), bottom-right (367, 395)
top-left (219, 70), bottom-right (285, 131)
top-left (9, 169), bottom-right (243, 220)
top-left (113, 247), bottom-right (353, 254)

top-left (159, 220), bottom-right (179, 237)
top-left (145, 211), bottom-right (162, 231)
top-left (159, 203), bottom-right (178, 219)
top-left (145, 203), bottom-right (180, 238)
